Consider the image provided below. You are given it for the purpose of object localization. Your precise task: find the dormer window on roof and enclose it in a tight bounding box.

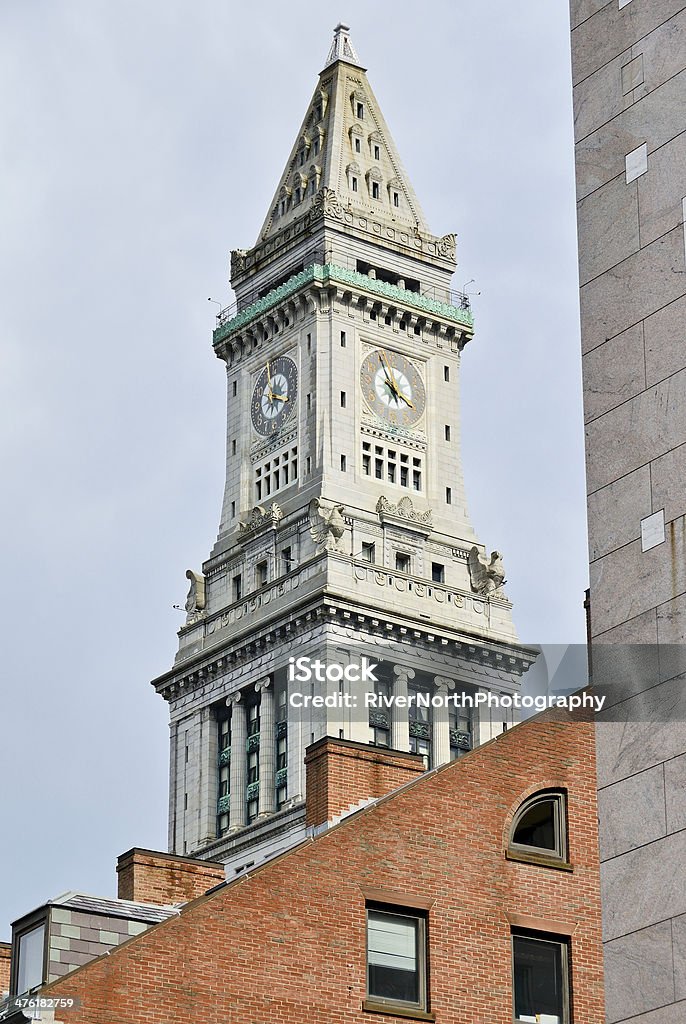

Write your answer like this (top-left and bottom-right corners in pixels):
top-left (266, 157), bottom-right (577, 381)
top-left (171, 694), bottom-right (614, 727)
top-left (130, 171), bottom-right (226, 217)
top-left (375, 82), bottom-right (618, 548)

top-left (367, 166), bottom-right (383, 200)
top-left (351, 89), bottom-right (366, 119)
top-left (346, 162), bottom-right (361, 194)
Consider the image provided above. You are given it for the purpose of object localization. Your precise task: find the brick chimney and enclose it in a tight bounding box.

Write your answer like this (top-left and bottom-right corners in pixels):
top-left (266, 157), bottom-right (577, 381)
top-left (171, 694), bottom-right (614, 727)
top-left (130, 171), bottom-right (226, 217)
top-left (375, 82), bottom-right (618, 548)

top-left (0, 941), bottom-right (10, 996)
top-left (304, 736), bottom-right (425, 828)
top-left (116, 849), bottom-right (225, 905)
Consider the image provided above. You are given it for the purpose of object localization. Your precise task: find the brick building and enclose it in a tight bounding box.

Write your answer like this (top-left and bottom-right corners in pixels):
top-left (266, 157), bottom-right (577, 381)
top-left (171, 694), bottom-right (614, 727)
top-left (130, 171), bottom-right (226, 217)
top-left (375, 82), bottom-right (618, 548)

top-left (2, 715), bottom-right (603, 1024)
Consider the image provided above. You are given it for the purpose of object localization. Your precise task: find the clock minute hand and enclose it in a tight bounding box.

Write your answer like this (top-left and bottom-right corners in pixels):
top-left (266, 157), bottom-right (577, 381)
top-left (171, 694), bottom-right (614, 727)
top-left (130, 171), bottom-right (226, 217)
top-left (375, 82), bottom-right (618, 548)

top-left (397, 392), bottom-right (415, 410)
top-left (379, 352), bottom-right (399, 395)
top-left (270, 393), bottom-right (289, 402)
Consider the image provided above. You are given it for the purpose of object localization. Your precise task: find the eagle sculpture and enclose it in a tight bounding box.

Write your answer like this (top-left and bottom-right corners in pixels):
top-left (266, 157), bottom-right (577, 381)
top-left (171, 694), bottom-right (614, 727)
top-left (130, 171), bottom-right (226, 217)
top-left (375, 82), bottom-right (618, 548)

top-left (467, 546), bottom-right (506, 597)
top-left (309, 498), bottom-right (346, 551)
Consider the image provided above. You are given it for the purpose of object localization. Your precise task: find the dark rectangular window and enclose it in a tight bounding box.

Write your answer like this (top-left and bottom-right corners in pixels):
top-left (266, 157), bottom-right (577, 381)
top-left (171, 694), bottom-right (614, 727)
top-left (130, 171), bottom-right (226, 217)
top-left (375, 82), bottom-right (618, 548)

top-left (366, 907), bottom-right (426, 1013)
top-left (446, 487), bottom-right (452, 504)
top-left (361, 542), bottom-right (376, 563)
top-left (340, 330), bottom-right (346, 347)
top-left (232, 380), bottom-right (237, 397)
top-left (232, 574), bottom-right (242, 602)
top-left (374, 144), bottom-right (380, 161)
top-left (307, 333), bottom-right (312, 353)
top-left (372, 181), bottom-right (380, 200)
top-left (513, 933), bottom-right (569, 1024)
top-left (230, 501), bottom-right (236, 519)
top-left (256, 561), bottom-right (268, 588)
top-left (307, 393), bottom-right (312, 412)
top-left (432, 563), bottom-right (445, 583)
top-left (340, 391), bottom-right (346, 407)
top-left (395, 553), bottom-right (411, 574)
top-left (357, 102), bottom-right (364, 118)
top-left (306, 456), bottom-right (311, 474)
top-left (444, 425), bottom-right (451, 441)
top-left (282, 546), bottom-right (292, 574)
top-left (393, 191), bottom-right (399, 208)
top-left (340, 454), bottom-right (347, 471)
top-left (355, 137), bottom-right (361, 153)
top-left (444, 365), bottom-right (450, 382)
top-left (232, 439), bottom-right (237, 455)
top-left (352, 176), bottom-right (358, 192)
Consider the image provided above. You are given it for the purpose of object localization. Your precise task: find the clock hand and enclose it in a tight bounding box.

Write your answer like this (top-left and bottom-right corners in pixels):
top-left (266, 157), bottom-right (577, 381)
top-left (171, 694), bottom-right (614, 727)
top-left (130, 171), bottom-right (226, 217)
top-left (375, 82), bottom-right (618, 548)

top-left (270, 393), bottom-right (289, 402)
top-left (266, 361), bottom-right (274, 400)
top-left (397, 392), bottom-right (415, 409)
top-left (378, 352), bottom-right (400, 395)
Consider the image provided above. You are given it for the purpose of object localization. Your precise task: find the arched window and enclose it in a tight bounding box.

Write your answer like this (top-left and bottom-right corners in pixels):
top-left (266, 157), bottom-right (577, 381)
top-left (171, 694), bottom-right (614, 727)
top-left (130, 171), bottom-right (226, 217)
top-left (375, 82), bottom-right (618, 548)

top-left (509, 790), bottom-right (567, 862)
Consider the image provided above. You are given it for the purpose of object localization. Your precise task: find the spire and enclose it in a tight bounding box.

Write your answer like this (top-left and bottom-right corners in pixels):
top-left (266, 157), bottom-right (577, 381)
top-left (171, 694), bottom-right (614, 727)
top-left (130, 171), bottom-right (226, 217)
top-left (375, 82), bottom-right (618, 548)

top-left (253, 27), bottom-right (432, 246)
top-left (325, 23), bottom-right (363, 69)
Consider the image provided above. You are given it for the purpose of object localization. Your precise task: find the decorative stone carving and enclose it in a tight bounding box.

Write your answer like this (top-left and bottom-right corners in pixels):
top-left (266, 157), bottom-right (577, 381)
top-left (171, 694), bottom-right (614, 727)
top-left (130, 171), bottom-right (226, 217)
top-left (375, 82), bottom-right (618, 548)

top-left (309, 497), bottom-right (346, 551)
top-left (467, 546), bottom-right (506, 597)
top-left (239, 503), bottom-right (283, 535)
top-left (230, 249), bottom-right (248, 278)
top-left (184, 569), bottom-right (206, 624)
top-left (376, 496), bottom-right (433, 533)
top-left (437, 234), bottom-right (457, 260)
top-left (311, 187), bottom-right (344, 221)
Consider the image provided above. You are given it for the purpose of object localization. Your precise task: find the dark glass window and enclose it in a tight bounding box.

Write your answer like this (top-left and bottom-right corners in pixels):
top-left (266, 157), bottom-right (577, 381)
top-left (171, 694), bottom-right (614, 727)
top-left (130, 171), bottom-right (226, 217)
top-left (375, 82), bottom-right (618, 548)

top-left (513, 933), bottom-right (568, 1024)
top-left (510, 792), bottom-right (567, 860)
top-left (367, 908), bottom-right (426, 1010)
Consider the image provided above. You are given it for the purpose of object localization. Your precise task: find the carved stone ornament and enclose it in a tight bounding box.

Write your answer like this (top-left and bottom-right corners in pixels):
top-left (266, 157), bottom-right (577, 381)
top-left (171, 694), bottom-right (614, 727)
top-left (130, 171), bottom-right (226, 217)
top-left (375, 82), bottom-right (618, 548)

top-left (309, 497), bottom-right (346, 551)
top-left (184, 569), bottom-right (206, 624)
top-left (311, 187), bottom-right (344, 222)
top-left (467, 545), bottom-right (506, 598)
top-left (239, 503), bottom-right (283, 535)
top-left (376, 495), bottom-right (433, 533)
top-left (230, 249), bottom-right (248, 278)
top-left (437, 234), bottom-right (457, 260)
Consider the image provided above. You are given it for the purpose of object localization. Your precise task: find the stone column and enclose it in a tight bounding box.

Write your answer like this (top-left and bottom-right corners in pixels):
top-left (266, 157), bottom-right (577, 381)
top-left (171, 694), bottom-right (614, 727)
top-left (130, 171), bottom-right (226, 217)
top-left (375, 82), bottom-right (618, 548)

top-left (256, 677), bottom-right (276, 817)
top-left (227, 692), bottom-right (247, 831)
top-left (392, 666), bottom-right (414, 751)
top-left (433, 676), bottom-right (455, 767)
top-left (197, 706), bottom-right (218, 846)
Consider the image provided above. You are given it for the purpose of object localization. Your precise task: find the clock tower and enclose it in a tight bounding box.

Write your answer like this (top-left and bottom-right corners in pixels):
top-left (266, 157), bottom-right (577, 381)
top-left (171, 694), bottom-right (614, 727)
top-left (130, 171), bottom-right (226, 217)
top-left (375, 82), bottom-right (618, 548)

top-left (153, 25), bottom-right (536, 870)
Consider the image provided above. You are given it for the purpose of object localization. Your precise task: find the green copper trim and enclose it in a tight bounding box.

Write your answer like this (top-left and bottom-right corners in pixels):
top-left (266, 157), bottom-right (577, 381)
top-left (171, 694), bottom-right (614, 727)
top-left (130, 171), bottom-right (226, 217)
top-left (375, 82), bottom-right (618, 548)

top-left (275, 767), bottom-right (288, 788)
top-left (213, 263), bottom-right (473, 345)
top-left (218, 747), bottom-right (231, 766)
top-left (217, 795), bottom-right (230, 814)
top-left (246, 781), bottom-right (260, 800)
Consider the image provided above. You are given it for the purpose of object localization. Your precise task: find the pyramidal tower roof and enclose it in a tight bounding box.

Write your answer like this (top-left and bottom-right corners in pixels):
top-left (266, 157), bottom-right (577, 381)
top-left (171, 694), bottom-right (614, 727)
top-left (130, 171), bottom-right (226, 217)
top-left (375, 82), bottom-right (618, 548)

top-left (255, 24), bottom-right (431, 245)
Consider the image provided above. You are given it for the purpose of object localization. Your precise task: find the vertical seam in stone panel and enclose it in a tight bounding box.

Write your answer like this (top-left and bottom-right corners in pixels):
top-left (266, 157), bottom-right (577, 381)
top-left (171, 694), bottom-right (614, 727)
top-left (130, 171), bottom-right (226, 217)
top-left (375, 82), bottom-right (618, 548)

top-left (682, 197), bottom-right (686, 269)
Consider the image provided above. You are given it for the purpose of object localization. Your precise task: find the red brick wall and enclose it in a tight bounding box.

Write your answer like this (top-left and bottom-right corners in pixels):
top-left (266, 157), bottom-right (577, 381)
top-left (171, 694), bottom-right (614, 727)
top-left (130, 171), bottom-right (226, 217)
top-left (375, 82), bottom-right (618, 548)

top-left (304, 736), bottom-right (425, 826)
top-left (45, 717), bottom-right (604, 1024)
top-left (116, 849), bottom-right (225, 905)
top-left (0, 941), bottom-right (10, 995)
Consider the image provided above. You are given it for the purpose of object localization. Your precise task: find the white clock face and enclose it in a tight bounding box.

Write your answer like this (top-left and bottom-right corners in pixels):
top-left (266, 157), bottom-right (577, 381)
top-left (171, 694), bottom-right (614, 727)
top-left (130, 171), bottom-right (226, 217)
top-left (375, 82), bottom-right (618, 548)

top-left (360, 349), bottom-right (426, 428)
top-left (373, 365), bottom-right (413, 406)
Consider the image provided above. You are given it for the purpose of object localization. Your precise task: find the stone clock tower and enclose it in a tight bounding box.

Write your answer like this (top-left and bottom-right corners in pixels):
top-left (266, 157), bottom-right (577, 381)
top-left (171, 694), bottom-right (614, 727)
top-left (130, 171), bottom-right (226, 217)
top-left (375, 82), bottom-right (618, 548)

top-left (152, 26), bottom-right (536, 871)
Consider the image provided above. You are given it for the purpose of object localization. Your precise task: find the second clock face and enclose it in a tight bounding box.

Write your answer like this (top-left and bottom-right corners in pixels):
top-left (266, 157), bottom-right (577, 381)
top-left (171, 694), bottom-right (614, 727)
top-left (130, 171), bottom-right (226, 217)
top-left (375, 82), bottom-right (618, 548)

top-left (360, 349), bottom-right (426, 428)
top-left (251, 356), bottom-right (298, 436)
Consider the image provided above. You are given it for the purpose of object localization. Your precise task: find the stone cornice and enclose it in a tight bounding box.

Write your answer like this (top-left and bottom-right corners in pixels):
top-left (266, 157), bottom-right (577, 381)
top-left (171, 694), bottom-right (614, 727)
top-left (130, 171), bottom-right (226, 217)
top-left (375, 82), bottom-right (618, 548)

top-left (213, 262), bottom-right (473, 347)
top-left (151, 586), bottom-right (537, 703)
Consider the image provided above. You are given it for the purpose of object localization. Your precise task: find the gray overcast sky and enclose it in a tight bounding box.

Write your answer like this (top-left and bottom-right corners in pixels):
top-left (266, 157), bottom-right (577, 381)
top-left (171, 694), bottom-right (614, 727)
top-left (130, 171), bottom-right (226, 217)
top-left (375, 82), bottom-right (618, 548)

top-left (0, 1), bottom-right (585, 931)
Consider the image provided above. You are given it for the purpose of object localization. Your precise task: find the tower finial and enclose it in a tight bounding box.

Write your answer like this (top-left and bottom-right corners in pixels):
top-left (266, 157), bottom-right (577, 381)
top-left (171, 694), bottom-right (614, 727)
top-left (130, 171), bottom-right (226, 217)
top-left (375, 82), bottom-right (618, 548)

top-left (325, 23), bottom-right (362, 68)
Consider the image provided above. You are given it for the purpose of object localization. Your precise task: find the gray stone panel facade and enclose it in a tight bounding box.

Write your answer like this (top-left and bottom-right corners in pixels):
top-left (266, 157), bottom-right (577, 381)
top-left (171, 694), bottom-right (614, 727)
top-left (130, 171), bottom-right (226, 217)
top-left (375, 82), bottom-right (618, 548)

top-left (571, 3), bottom-right (686, 1021)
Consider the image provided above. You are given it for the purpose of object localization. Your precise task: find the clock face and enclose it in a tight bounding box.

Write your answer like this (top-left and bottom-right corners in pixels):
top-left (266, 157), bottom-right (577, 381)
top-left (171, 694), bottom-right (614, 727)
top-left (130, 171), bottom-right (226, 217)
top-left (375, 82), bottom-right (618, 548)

top-left (251, 356), bottom-right (298, 436)
top-left (360, 349), bottom-right (426, 428)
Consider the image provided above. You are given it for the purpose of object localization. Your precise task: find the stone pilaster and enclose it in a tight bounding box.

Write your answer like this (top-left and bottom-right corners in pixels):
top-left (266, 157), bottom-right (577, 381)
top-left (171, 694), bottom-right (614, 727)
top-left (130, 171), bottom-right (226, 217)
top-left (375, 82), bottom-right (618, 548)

top-left (197, 706), bottom-right (219, 846)
top-left (433, 676), bottom-right (455, 767)
top-left (256, 677), bottom-right (276, 817)
top-left (392, 665), bottom-right (414, 751)
top-left (227, 692), bottom-right (247, 831)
